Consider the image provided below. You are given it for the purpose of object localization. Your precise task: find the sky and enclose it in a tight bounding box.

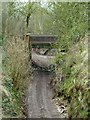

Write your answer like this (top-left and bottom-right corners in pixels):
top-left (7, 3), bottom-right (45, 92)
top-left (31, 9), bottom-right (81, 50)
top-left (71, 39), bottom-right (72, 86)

top-left (19, 0), bottom-right (28, 2)
top-left (19, 0), bottom-right (89, 2)
top-left (19, 0), bottom-right (48, 2)
top-left (19, 0), bottom-right (48, 7)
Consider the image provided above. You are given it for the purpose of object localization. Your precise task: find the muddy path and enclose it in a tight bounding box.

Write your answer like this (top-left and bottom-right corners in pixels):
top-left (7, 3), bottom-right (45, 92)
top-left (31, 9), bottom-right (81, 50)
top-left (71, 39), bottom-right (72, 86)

top-left (27, 70), bottom-right (62, 118)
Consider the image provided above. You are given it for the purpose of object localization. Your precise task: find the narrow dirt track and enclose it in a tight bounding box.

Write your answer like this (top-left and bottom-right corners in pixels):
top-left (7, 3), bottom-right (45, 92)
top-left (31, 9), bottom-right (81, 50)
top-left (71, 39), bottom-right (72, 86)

top-left (27, 70), bottom-right (62, 118)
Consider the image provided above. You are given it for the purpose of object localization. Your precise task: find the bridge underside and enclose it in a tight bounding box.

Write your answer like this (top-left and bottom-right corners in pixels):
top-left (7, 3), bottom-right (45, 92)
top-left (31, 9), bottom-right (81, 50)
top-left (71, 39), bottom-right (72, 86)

top-left (26, 34), bottom-right (57, 70)
top-left (26, 34), bottom-right (58, 48)
top-left (32, 43), bottom-right (52, 48)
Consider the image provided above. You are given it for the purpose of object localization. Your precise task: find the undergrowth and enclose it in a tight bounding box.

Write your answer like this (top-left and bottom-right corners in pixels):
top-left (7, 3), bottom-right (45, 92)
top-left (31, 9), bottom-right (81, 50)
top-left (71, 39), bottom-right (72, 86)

top-left (2, 36), bottom-right (30, 117)
top-left (54, 35), bottom-right (90, 118)
top-left (2, 74), bottom-right (22, 117)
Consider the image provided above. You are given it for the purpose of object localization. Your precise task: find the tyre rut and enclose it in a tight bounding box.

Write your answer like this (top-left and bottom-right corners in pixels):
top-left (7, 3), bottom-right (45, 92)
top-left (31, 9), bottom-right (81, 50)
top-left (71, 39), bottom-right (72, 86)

top-left (27, 70), bottom-right (61, 118)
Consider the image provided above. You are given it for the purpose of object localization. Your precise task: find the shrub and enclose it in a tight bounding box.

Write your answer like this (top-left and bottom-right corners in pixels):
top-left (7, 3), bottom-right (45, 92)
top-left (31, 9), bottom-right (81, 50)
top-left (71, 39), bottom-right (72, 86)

top-left (54, 35), bottom-right (90, 118)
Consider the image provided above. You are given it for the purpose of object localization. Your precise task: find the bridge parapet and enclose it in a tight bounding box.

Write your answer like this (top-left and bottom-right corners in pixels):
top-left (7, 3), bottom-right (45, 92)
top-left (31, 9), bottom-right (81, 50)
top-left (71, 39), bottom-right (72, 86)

top-left (26, 33), bottom-right (58, 47)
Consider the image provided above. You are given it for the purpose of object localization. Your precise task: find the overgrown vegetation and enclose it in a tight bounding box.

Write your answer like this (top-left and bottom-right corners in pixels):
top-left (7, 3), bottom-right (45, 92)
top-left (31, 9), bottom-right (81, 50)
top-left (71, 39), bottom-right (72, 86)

top-left (1, 1), bottom-right (89, 118)
top-left (2, 36), bottom-right (30, 117)
top-left (54, 35), bottom-right (89, 118)
top-left (2, 74), bottom-right (22, 117)
top-left (50, 2), bottom-right (89, 118)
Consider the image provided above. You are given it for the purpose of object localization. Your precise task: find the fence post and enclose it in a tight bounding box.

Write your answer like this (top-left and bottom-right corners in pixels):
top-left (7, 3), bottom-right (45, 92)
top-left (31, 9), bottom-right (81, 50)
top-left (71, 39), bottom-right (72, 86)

top-left (26, 34), bottom-right (32, 62)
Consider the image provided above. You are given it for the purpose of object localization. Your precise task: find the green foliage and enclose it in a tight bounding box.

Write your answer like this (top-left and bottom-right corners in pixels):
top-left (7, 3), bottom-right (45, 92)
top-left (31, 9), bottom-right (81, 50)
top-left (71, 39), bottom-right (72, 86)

top-left (55, 35), bottom-right (89, 118)
top-left (44, 3), bottom-right (89, 118)
top-left (2, 75), bottom-right (22, 117)
top-left (48, 2), bottom-right (88, 51)
top-left (49, 3), bottom-right (89, 118)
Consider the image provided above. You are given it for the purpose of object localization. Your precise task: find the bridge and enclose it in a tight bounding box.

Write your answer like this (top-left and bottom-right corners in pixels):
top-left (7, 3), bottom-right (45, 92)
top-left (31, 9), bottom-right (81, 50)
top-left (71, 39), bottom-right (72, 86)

top-left (26, 34), bottom-right (58, 69)
top-left (26, 33), bottom-right (58, 48)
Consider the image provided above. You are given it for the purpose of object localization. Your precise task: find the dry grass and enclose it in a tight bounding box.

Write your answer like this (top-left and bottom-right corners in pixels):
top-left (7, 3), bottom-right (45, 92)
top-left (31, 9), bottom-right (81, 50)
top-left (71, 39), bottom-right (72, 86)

top-left (3, 36), bottom-right (31, 117)
top-left (4, 36), bottom-right (30, 92)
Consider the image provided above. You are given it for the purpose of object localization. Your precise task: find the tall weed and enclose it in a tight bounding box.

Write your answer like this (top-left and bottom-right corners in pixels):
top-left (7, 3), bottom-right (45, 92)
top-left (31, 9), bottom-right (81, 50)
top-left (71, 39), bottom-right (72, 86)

top-left (3, 36), bottom-right (31, 117)
top-left (54, 35), bottom-right (90, 118)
